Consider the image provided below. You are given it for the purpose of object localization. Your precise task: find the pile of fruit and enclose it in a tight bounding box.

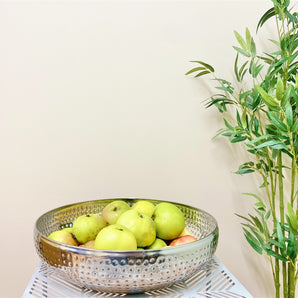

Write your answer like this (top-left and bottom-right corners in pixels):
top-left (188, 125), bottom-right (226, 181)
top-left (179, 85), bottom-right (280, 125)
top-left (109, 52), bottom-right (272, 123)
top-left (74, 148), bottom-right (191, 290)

top-left (48, 200), bottom-right (197, 250)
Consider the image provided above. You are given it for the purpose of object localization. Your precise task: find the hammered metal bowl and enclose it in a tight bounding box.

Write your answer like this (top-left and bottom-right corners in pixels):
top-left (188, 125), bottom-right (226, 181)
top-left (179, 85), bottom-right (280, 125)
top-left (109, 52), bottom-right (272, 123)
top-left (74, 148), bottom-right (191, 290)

top-left (34, 198), bottom-right (218, 294)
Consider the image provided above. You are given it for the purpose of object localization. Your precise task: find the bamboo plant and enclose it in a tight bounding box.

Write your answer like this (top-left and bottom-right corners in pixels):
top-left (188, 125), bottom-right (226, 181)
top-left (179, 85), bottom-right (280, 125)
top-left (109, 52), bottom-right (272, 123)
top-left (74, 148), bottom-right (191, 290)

top-left (186, 0), bottom-right (298, 297)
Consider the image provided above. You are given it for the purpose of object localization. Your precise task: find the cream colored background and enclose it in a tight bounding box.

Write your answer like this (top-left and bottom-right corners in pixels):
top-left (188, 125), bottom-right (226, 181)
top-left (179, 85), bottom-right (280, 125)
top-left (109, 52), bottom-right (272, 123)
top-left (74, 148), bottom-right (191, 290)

top-left (1, 0), bottom-right (296, 297)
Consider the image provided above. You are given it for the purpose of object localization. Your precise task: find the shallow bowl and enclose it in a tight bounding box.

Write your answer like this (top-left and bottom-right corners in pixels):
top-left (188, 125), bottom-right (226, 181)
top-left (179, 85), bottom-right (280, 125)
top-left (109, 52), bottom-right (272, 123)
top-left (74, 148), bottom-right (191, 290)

top-left (34, 198), bottom-right (218, 294)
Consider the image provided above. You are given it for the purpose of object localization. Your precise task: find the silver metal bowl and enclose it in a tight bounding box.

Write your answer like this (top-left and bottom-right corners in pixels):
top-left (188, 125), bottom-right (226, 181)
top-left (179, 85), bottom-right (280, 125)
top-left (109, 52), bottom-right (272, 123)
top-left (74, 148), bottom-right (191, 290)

top-left (34, 198), bottom-right (218, 294)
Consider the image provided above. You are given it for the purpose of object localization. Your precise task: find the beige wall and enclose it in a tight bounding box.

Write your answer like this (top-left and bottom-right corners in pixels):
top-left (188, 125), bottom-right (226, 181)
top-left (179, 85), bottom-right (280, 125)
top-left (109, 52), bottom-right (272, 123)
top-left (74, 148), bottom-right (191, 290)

top-left (0, 0), bottom-right (294, 297)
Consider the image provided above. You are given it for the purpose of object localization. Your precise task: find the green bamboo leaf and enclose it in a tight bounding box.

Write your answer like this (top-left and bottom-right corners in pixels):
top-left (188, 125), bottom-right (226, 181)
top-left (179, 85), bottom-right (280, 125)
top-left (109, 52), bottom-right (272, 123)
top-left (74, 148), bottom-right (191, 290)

top-left (189, 61), bottom-right (215, 72)
top-left (265, 247), bottom-right (288, 262)
top-left (255, 85), bottom-right (279, 107)
top-left (268, 56), bottom-right (290, 73)
top-left (268, 238), bottom-right (285, 249)
top-left (253, 118), bottom-right (259, 133)
top-left (246, 134), bottom-right (273, 145)
top-left (224, 119), bottom-right (234, 130)
top-left (242, 192), bottom-right (263, 202)
top-left (212, 128), bottom-right (229, 140)
top-left (265, 210), bottom-right (271, 220)
top-left (241, 108), bottom-right (248, 129)
top-left (287, 202), bottom-right (298, 230)
top-left (215, 86), bottom-right (234, 94)
top-left (276, 220), bottom-right (286, 251)
top-left (234, 30), bottom-right (247, 50)
top-left (272, 143), bottom-right (289, 150)
top-left (250, 227), bottom-right (265, 245)
top-left (194, 70), bottom-right (211, 78)
top-left (245, 28), bottom-right (257, 58)
top-left (236, 110), bottom-right (241, 126)
top-left (222, 132), bottom-right (233, 137)
top-left (231, 136), bottom-right (247, 143)
top-left (285, 216), bottom-right (293, 232)
top-left (285, 102), bottom-right (293, 127)
top-left (245, 28), bottom-right (251, 48)
top-left (253, 64), bottom-right (263, 78)
top-left (286, 228), bottom-right (295, 258)
top-left (248, 214), bottom-right (264, 233)
top-left (285, 8), bottom-right (297, 25)
top-left (272, 148), bottom-right (278, 159)
top-left (215, 78), bottom-right (232, 85)
top-left (290, 239), bottom-right (298, 259)
top-left (185, 66), bottom-right (206, 75)
top-left (239, 61), bottom-right (249, 80)
top-left (255, 201), bottom-right (266, 210)
top-left (287, 229), bottom-right (295, 246)
top-left (243, 228), bottom-right (263, 254)
top-left (271, 0), bottom-right (282, 9)
top-left (269, 39), bottom-right (280, 47)
top-left (267, 111), bottom-right (288, 132)
top-left (281, 84), bottom-right (293, 107)
top-left (195, 70), bottom-right (210, 78)
top-left (276, 75), bottom-right (284, 101)
top-left (234, 54), bottom-right (240, 82)
top-left (245, 28), bottom-right (256, 57)
top-left (257, 7), bottom-right (276, 32)
top-left (235, 168), bottom-right (254, 174)
top-left (296, 73), bottom-right (298, 91)
top-left (258, 54), bottom-right (274, 64)
top-left (254, 140), bottom-right (287, 150)
top-left (292, 88), bottom-right (298, 108)
top-left (291, 119), bottom-right (298, 133)
top-left (250, 39), bottom-right (257, 58)
top-left (236, 213), bottom-right (254, 224)
top-left (233, 46), bottom-right (250, 57)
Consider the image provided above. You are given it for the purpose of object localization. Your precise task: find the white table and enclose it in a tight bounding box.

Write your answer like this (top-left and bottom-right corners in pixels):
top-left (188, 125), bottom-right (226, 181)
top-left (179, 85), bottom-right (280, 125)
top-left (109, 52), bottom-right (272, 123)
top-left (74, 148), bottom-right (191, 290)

top-left (23, 256), bottom-right (252, 298)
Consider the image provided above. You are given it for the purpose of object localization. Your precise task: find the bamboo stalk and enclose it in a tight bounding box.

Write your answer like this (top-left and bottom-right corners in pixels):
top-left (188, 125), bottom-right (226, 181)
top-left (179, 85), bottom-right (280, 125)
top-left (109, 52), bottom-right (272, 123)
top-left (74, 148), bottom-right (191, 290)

top-left (277, 151), bottom-right (287, 298)
top-left (288, 262), bottom-right (296, 298)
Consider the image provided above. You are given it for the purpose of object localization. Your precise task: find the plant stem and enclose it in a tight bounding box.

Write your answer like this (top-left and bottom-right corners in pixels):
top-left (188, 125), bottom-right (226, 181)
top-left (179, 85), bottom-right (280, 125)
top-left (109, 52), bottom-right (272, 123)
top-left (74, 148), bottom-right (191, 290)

top-left (277, 150), bottom-right (288, 298)
top-left (288, 261), bottom-right (296, 298)
top-left (275, 258), bottom-right (281, 298)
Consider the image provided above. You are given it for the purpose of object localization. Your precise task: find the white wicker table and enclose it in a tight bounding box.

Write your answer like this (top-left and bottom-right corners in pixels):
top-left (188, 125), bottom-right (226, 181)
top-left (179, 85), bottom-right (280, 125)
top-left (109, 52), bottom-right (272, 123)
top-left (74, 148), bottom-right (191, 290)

top-left (23, 256), bottom-right (252, 298)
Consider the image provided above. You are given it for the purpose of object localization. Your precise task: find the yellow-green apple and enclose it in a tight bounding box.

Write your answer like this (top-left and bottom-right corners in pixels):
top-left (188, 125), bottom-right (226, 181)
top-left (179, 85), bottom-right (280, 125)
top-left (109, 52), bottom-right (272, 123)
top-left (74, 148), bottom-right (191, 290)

top-left (147, 238), bottom-right (167, 249)
top-left (179, 227), bottom-right (192, 237)
top-left (116, 209), bottom-right (156, 247)
top-left (169, 235), bottom-right (197, 246)
top-left (94, 224), bottom-right (137, 250)
top-left (83, 240), bottom-right (95, 248)
top-left (48, 230), bottom-right (78, 246)
top-left (101, 200), bottom-right (130, 225)
top-left (131, 200), bottom-right (155, 217)
top-left (153, 202), bottom-right (185, 240)
top-left (72, 214), bottom-right (107, 244)
top-left (61, 227), bottom-right (73, 233)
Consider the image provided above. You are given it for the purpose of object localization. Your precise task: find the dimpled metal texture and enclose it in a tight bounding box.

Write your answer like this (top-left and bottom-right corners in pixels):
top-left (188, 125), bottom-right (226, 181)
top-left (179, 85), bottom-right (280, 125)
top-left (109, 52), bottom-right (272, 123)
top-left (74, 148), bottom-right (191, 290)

top-left (34, 198), bottom-right (219, 294)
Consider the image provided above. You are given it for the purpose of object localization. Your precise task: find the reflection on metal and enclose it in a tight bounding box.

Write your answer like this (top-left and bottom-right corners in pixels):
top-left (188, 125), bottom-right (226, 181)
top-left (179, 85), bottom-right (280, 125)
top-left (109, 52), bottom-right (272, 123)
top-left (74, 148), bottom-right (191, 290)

top-left (23, 256), bottom-right (252, 298)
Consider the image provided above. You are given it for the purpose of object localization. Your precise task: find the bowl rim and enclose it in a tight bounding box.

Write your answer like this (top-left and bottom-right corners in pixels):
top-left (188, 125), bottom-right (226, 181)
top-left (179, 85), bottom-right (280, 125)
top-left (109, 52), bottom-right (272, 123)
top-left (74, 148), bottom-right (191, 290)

top-left (35, 197), bottom-right (219, 256)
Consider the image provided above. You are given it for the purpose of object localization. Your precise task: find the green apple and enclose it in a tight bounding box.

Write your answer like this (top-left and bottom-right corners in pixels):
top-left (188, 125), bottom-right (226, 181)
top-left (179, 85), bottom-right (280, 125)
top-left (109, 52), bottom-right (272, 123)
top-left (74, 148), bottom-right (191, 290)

top-left (94, 224), bottom-right (137, 250)
top-left (48, 230), bottom-right (78, 246)
top-left (131, 200), bottom-right (155, 217)
top-left (153, 202), bottom-right (185, 240)
top-left (147, 238), bottom-right (167, 249)
top-left (61, 227), bottom-right (73, 233)
top-left (116, 209), bottom-right (156, 247)
top-left (179, 227), bottom-right (192, 237)
top-left (72, 214), bottom-right (107, 244)
top-left (101, 200), bottom-right (130, 225)
top-left (83, 240), bottom-right (95, 248)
